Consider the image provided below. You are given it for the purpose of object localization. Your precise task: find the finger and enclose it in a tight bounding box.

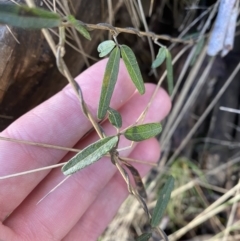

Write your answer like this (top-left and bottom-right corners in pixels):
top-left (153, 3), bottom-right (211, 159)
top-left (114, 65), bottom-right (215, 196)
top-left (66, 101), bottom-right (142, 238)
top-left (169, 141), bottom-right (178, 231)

top-left (0, 138), bottom-right (159, 241)
top-left (63, 138), bottom-right (160, 241)
top-left (0, 59), bottom-right (136, 220)
top-left (3, 86), bottom-right (171, 241)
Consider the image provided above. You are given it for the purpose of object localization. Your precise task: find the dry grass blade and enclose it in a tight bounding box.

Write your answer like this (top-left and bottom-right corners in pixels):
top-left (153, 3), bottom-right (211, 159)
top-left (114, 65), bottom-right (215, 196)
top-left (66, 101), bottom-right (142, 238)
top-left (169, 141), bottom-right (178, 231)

top-left (161, 44), bottom-right (208, 145)
top-left (123, 0), bottom-right (140, 29)
top-left (169, 193), bottom-right (240, 241)
top-left (168, 61), bottom-right (240, 164)
top-left (107, 0), bottom-right (113, 40)
top-left (220, 106), bottom-right (240, 114)
top-left (0, 163), bottom-right (65, 179)
top-left (49, 28), bottom-right (97, 60)
top-left (161, 54), bottom-right (215, 152)
top-left (148, 155), bottom-right (240, 209)
top-left (149, 0), bottom-right (154, 16)
top-left (145, 157), bottom-right (240, 240)
top-left (44, 0), bottom-right (90, 66)
top-left (222, 180), bottom-right (240, 241)
top-left (207, 220), bottom-right (240, 241)
top-left (169, 4), bottom-right (213, 51)
top-left (0, 133), bottom-right (156, 179)
top-left (0, 136), bottom-right (81, 152)
top-left (137, 0), bottom-right (157, 78)
top-left (161, 1), bottom-right (220, 146)
top-left (37, 176), bottom-right (71, 204)
top-left (6, 25), bottom-right (20, 43)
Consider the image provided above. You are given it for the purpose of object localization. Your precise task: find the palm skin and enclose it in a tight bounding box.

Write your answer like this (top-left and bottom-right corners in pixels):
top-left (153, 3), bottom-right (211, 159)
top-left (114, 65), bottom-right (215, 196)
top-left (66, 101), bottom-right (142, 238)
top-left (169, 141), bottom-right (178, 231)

top-left (0, 59), bottom-right (171, 241)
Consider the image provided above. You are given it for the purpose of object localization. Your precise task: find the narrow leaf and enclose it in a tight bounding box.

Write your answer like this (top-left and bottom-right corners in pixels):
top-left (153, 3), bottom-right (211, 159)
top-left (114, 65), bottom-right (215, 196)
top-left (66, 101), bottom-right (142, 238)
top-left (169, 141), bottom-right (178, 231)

top-left (62, 136), bottom-right (118, 175)
top-left (151, 176), bottom-right (175, 227)
top-left (0, 4), bottom-right (61, 29)
top-left (122, 160), bottom-right (147, 199)
top-left (165, 49), bottom-right (173, 95)
top-left (98, 47), bottom-right (120, 120)
top-left (190, 38), bottom-right (205, 66)
top-left (120, 45), bottom-right (145, 94)
top-left (136, 233), bottom-right (152, 241)
top-left (97, 40), bottom-right (116, 58)
top-left (124, 123), bottom-right (162, 142)
top-left (67, 15), bottom-right (91, 40)
top-left (151, 47), bottom-right (166, 68)
top-left (108, 107), bottom-right (122, 128)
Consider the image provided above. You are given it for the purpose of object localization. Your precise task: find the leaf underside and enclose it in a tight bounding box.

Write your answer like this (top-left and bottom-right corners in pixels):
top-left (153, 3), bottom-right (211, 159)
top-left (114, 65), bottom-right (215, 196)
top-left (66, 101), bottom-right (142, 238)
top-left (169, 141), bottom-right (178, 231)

top-left (120, 45), bottom-right (145, 95)
top-left (124, 123), bottom-right (162, 142)
top-left (0, 4), bottom-right (61, 29)
top-left (97, 47), bottom-right (121, 120)
top-left (151, 176), bottom-right (175, 227)
top-left (151, 47), bottom-right (166, 68)
top-left (62, 136), bottom-right (118, 175)
top-left (97, 40), bottom-right (116, 57)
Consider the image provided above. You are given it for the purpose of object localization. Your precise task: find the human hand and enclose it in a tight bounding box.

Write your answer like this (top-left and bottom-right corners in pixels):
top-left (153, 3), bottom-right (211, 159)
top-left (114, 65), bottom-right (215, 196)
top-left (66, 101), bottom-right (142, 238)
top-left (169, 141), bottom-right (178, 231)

top-left (0, 59), bottom-right (171, 241)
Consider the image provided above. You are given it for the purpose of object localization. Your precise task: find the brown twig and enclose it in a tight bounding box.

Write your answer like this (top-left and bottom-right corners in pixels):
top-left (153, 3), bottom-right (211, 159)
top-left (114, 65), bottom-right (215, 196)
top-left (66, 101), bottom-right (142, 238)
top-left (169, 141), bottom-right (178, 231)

top-left (82, 23), bottom-right (194, 44)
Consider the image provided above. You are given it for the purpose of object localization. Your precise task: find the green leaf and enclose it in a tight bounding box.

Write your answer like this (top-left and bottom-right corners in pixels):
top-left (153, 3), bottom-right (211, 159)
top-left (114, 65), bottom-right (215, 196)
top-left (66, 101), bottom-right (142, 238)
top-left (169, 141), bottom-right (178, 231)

top-left (62, 136), bottom-right (118, 175)
top-left (124, 123), bottom-right (162, 142)
top-left (0, 4), bottom-right (61, 29)
top-left (151, 176), bottom-right (175, 227)
top-left (107, 107), bottom-right (122, 128)
top-left (120, 45), bottom-right (145, 95)
top-left (97, 40), bottom-right (116, 58)
top-left (98, 47), bottom-right (120, 120)
top-left (151, 47), bottom-right (166, 68)
top-left (182, 32), bottom-right (199, 41)
top-left (67, 15), bottom-right (91, 40)
top-left (190, 38), bottom-right (205, 66)
top-left (165, 49), bottom-right (173, 96)
top-left (136, 233), bottom-right (152, 241)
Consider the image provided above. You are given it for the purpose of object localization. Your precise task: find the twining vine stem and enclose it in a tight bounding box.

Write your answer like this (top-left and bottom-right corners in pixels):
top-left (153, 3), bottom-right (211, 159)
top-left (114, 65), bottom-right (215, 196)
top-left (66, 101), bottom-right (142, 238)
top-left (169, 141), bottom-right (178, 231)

top-left (62, 21), bottom-right (194, 44)
top-left (23, 1), bottom-right (169, 239)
